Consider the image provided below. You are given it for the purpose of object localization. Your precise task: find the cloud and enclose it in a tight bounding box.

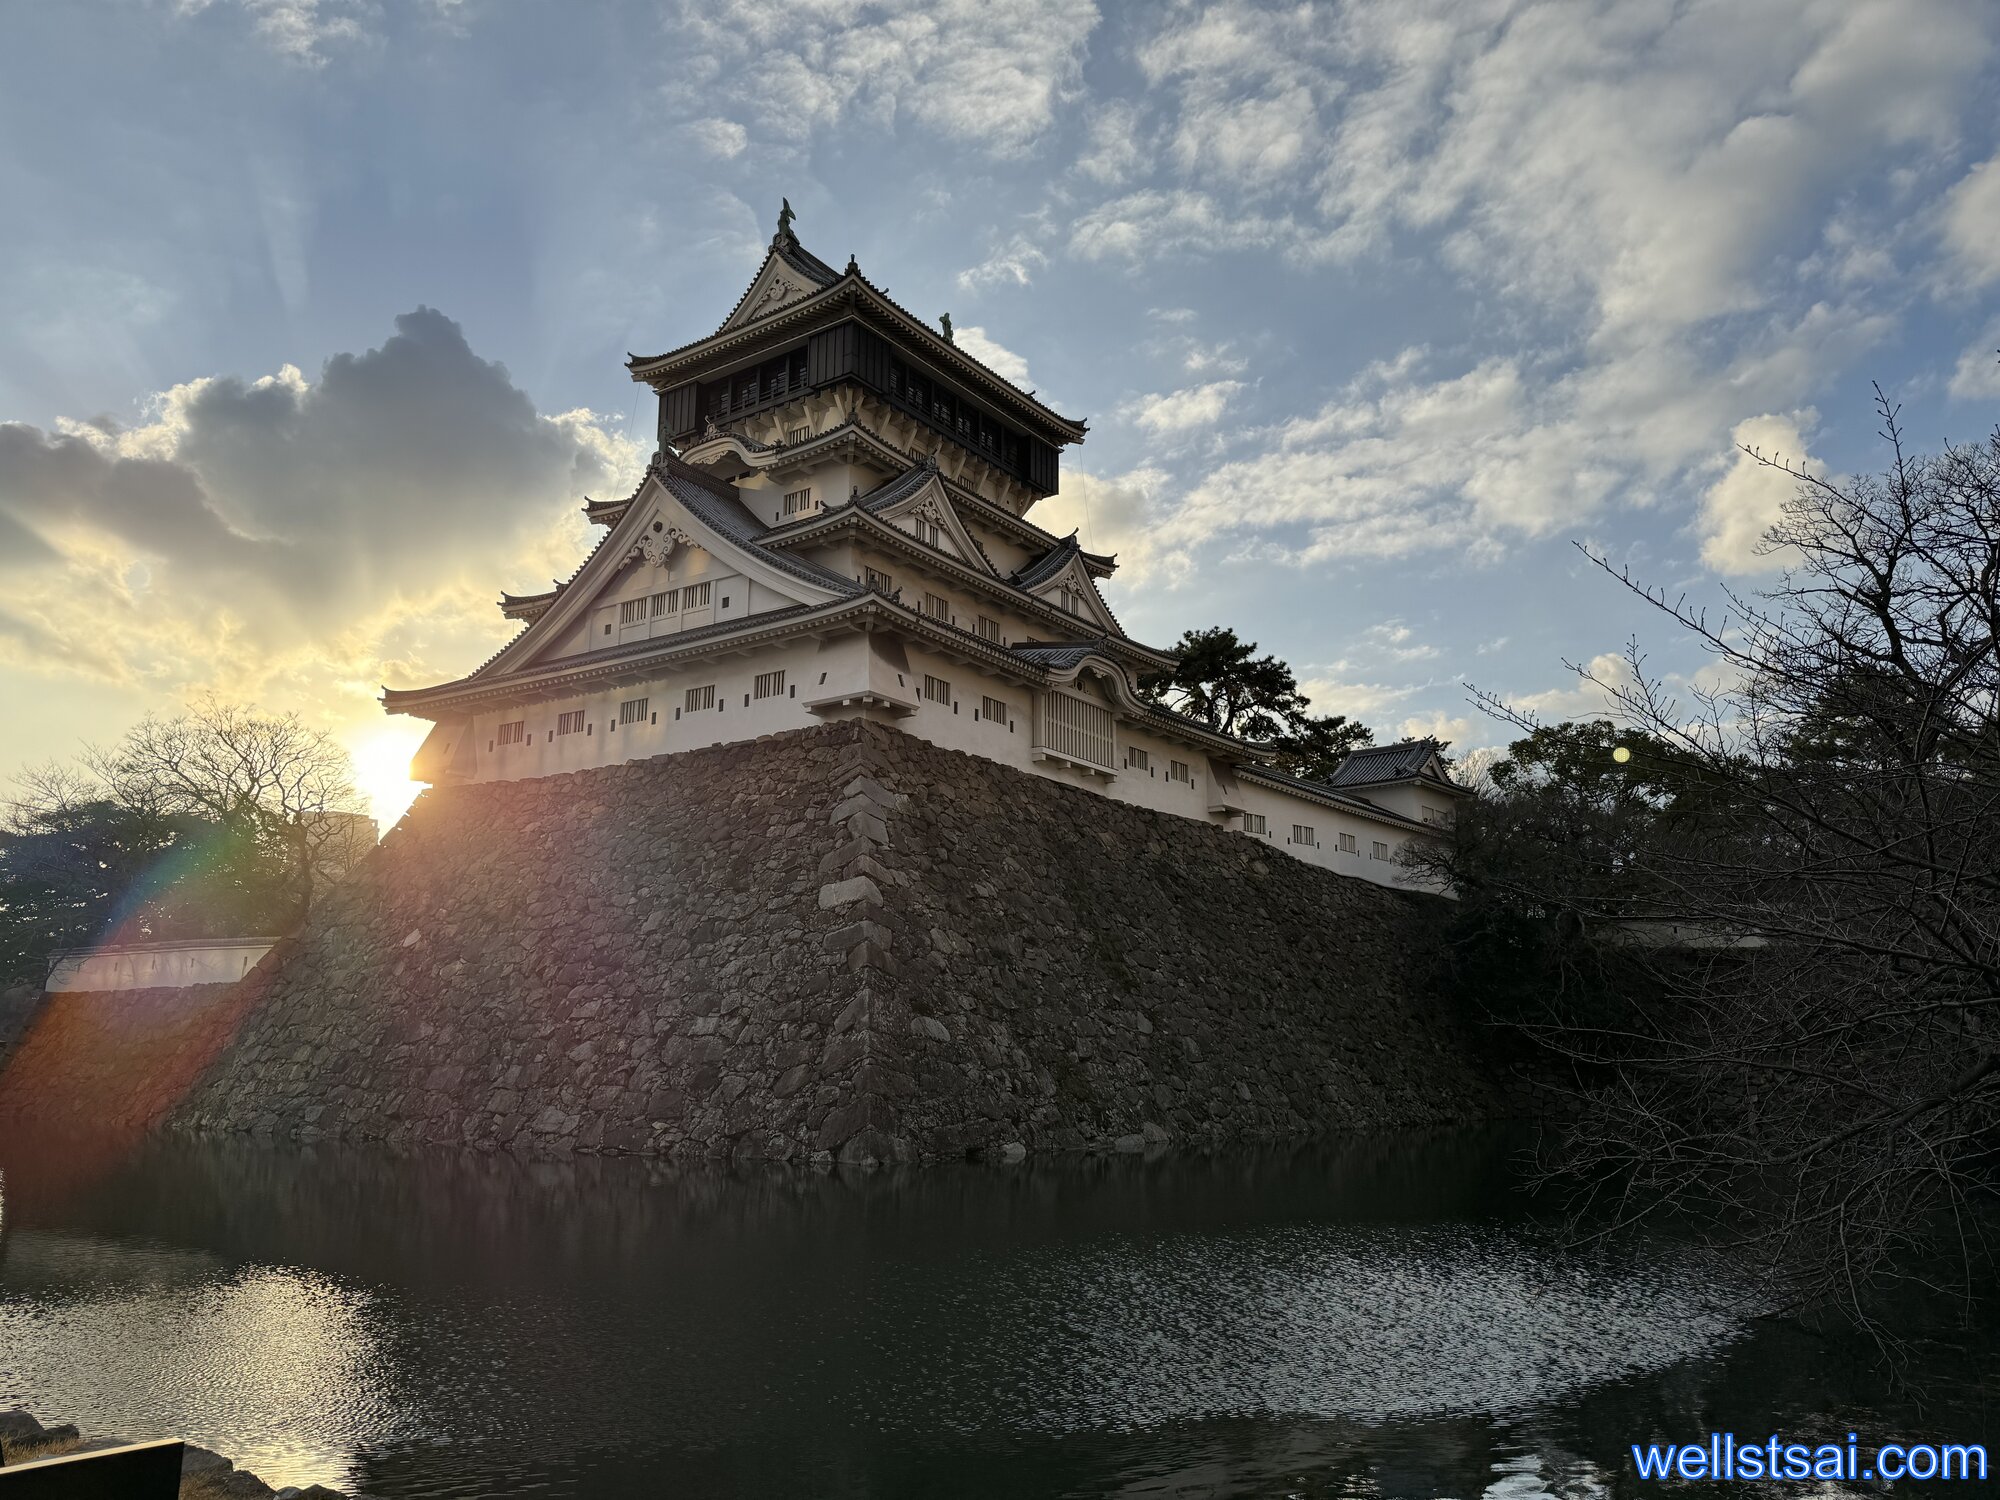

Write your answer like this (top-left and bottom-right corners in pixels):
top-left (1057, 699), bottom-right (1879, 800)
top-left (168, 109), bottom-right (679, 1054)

top-left (687, 118), bottom-right (748, 159)
top-left (1942, 153), bottom-right (2000, 287)
top-left (957, 235), bottom-right (1049, 293)
top-left (1075, 100), bottom-right (1150, 185)
top-left (0, 309), bottom-right (643, 699)
top-left (1070, 189), bottom-right (1311, 263)
top-left (1123, 381), bottom-right (1242, 435)
top-left (663, 0), bottom-right (1101, 158)
top-left (954, 326), bottom-right (1032, 388)
top-left (174, 0), bottom-right (372, 65)
top-left (1948, 320), bottom-right (2000, 399)
top-left (1698, 413), bottom-right (1821, 574)
top-left (1033, 466), bottom-right (1172, 583)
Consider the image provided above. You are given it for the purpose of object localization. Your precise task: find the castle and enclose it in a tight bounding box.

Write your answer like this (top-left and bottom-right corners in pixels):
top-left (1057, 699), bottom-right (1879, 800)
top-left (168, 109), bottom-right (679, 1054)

top-left (387, 208), bottom-right (1466, 886)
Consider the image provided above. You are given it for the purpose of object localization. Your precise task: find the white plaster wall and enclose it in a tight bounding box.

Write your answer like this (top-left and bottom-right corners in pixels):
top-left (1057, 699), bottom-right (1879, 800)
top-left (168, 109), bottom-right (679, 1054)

top-left (48, 938), bottom-right (278, 993)
top-left (442, 632), bottom-right (1444, 889)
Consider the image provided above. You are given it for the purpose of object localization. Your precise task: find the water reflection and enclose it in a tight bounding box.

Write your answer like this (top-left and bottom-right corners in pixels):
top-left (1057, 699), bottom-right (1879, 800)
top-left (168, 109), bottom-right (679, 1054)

top-left (0, 1131), bottom-right (1989, 1498)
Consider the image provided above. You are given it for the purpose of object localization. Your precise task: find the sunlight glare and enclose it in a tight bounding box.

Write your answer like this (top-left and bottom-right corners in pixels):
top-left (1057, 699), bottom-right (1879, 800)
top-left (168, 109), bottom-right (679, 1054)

top-left (345, 723), bottom-right (430, 832)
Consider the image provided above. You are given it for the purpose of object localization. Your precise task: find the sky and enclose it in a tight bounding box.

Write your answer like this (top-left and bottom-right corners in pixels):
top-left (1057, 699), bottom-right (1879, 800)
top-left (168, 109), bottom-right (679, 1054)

top-left (3, 0), bottom-right (1999, 829)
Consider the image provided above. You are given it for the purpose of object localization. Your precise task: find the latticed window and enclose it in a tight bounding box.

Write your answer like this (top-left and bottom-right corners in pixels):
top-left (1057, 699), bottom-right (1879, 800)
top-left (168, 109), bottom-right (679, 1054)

top-left (923, 592), bottom-right (951, 621)
top-left (1244, 813), bottom-right (1268, 835)
top-left (1372, 840), bottom-right (1390, 859)
top-left (976, 615), bottom-right (1003, 642)
top-left (787, 426), bottom-right (812, 445)
top-left (1038, 690), bottom-right (1115, 770)
top-left (685, 684), bottom-right (715, 712)
top-left (1293, 824), bottom-right (1316, 847)
top-left (981, 695), bottom-right (1008, 725)
top-left (1169, 760), bottom-right (1190, 783)
top-left (682, 582), bottom-right (712, 608)
top-left (1338, 832), bottom-right (1359, 853)
top-left (916, 517), bottom-right (942, 547)
top-left (864, 567), bottom-right (894, 594)
top-left (783, 488), bottom-right (814, 516)
top-left (497, 720), bottom-right (525, 746)
top-left (650, 590), bottom-right (678, 617)
top-left (754, 670), bottom-right (785, 700)
top-left (557, 710), bottom-right (585, 736)
top-left (923, 674), bottom-right (952, 705)
top-left (1126, 746), bottom-right (1150, 771)
top-left (619, 698), bottom-right (649, 726)
top-left (619, 599), bottom-right (648, 625)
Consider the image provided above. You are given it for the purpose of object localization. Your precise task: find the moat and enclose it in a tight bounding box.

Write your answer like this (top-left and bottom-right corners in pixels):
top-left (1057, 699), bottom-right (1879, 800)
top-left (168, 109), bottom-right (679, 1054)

top-left (0, 1129), bottom-right (1991, 1498)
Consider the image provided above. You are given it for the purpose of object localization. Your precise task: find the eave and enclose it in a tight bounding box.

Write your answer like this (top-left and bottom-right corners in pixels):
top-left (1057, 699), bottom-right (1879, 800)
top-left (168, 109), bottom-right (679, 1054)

top-left (379, 595), bottom-right (1236, 764)
top-left (1236, 766), bottom-right (1439, 833)
top-left (499, 585), bottom-right (564, 622)
top-left (761, 505), bottom-right (1171, 669)
top-left (628, 277), bottom-right (1087, 446)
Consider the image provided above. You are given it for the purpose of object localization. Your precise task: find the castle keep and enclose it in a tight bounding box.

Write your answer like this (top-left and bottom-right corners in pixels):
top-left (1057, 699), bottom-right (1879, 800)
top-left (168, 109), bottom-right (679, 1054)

top-left (389, 207), bottom-right (1467, 884)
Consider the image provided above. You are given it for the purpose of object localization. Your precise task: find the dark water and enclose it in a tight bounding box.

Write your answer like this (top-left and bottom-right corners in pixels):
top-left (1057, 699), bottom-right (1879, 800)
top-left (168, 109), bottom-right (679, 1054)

top-left (0, 1130), bottom-right (1992, 1498)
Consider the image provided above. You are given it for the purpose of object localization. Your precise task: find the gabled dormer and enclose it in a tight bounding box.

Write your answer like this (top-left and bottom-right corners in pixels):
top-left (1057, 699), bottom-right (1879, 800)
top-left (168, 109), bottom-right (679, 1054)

top-left (1010, 534), bottom-right (1122, 637)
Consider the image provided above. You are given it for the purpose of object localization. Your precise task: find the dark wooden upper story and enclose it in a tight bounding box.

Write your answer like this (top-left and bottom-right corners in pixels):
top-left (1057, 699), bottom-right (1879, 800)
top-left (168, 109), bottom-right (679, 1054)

top-left (630, 234), bottom-right (1084, 498)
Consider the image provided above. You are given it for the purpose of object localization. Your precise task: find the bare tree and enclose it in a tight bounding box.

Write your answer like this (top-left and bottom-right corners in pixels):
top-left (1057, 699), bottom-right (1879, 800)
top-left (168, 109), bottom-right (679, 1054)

top-left (1421, 392), bottom-right (2000, 1330)
top-left (95, 697), bottom-right (367, 923)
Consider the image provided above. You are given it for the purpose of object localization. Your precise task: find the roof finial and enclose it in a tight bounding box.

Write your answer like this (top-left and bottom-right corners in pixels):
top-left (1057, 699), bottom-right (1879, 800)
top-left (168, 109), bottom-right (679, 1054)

top-left (844, 253), bottom-right (859, 275)
top-left (938, 311), bottom-right (954, 343)
top-left (776, 197), bottom-right (796, 243)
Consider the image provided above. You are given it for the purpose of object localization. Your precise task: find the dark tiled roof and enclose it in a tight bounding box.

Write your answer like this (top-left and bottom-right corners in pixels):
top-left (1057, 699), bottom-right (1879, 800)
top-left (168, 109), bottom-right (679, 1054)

top-left (702, 234), bottom-right (843, 339)
top-left (1238, 764), bottom-right (1432, 830)
top-left (1010, 534), bottom-right (1085, 592)
top-left (652, 457), bottom-right (864, 599)
top-left (855, 454), bottom-right (940, 512)
top-left (1007, 641), bottom-right (1104, 670)
top-left (1323, 738), bottom-right (1451, 788)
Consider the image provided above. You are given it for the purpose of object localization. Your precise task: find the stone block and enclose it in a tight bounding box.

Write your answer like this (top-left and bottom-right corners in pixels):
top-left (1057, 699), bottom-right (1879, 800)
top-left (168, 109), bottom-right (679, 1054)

top-left (818, 876), bottom-right (884, 910)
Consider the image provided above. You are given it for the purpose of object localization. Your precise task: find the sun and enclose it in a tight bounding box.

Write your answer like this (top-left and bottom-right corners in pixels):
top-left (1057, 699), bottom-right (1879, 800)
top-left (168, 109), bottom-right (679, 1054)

top-left (345, 723), bottom-right (431, 833)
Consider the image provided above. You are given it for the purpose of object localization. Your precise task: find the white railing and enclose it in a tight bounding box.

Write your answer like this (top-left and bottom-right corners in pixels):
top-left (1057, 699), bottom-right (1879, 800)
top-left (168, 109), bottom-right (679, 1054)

top-left (1036, 690), bottom-right (1116, 770)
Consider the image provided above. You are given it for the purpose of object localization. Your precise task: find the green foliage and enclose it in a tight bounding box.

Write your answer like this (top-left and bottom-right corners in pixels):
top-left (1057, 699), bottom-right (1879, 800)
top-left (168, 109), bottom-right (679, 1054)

top-left (0, 797), bottom-right (289, 986)
top-left (1143, 625), bottom-right (1374, 776)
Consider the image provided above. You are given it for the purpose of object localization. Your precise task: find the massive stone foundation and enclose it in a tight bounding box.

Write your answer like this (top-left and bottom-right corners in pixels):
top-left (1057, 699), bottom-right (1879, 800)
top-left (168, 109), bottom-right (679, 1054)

top-left (2, 722), bottom-right (1515, 1161)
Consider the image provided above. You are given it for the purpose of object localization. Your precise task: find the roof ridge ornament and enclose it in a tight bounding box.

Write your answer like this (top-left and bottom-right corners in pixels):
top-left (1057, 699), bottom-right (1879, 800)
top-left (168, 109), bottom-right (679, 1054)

top-left (939, 311), bottom-right (953, 343)
top-left (775, 197), bottom-right (796, 245)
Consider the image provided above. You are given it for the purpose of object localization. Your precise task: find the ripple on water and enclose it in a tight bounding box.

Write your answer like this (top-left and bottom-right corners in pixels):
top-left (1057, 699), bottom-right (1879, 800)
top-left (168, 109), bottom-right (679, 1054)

top-left (902, 1222), bottom-right (1747, 1434)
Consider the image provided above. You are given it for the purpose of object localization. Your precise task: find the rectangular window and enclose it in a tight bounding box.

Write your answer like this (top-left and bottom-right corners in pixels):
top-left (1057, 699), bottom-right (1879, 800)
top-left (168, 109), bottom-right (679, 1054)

top-left (783, 487), bottom-right (814, 516)
top-left (922, 674), bottom-right (952, 705)
top-left (618, 599), bottom-right (648, 625)
top-left (786, 426), bottom-right (811, 445)
top-left (682, 582), bottom-right (712, 609)
top-left (864, 567), bottom-right (894, 594)
top-left (618, 697), bottom-right (649, 726)
top-left (1422, 804), bottom-right (1450, 826)
top-left (1338, 831), bottom-right (1359, 853)
top-left (754, 670), bottom-right (785, 700)
top-left (1372, 840), bottom-right (1390, 860)
top-left (1244, 813), bottom-right (1268, 835)
top-left (976, 615), bottom-right (1003, 643)
top-left (1169, 759), bottom-right (1190, 783)
top-left (651, 589), bottom-right (677, 617)
top-left (1293, 824), bottom-right (1315, 847)
top-left (923, 591), bottom-right (951, 621)
top-left (684, 684), bottom-right (715, 713)
top-left (916, 517), bottom-right (942, 547)
top-left (497, 720), bottom-right (525, 746)
top-left (557, 710), bottom-right (585, 736)
top-left (1038, 689), bottom-right (1116, 770)
top-left (980, 695), bottom-right (1008, 725)
top-left (1126, 746), bottom-right (1150, 771)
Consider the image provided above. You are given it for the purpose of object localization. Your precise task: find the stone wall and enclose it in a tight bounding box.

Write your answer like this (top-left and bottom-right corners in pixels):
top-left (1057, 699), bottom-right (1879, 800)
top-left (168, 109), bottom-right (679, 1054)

top-left (2, 722), bottom-right (1516, 1161)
